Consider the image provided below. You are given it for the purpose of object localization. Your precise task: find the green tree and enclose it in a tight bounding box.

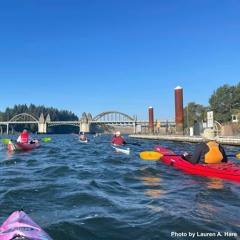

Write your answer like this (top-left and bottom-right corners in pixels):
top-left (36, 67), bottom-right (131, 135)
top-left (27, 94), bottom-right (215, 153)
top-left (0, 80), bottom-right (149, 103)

top-left (209, 83), bottom-right (240, 123)
top-left (184, 102), bottom-right (208, 128)
top-left (0, 104), bottom-right (79, 133)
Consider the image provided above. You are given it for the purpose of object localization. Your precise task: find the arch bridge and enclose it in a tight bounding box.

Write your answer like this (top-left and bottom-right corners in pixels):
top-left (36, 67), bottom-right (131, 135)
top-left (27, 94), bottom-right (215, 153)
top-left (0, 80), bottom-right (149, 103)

top-left (0, 113), bottom-right (40, 134)
top-left (91, 111), bottom-right (135, 124)
top-left (0, 111), bottom-right (174, 134)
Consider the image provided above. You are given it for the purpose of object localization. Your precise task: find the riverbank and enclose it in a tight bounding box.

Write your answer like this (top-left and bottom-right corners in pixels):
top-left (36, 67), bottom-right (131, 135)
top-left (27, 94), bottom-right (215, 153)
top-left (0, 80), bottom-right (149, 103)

top-left (128, 134), bottom-right (240, 146)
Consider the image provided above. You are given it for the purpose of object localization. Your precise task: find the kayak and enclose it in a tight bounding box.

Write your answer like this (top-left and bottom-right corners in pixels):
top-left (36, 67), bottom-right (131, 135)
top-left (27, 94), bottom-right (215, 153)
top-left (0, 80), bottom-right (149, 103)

top-left (154, 145), bottom-right (240, 182)
top-left (8, 140), bottom-right (40, 151)
top-left (78, 139), bottom-right (89, 143)
top-left (0, 209), bottom-right (53, 240)
top-left (111, 144), bottom-right (130, 154)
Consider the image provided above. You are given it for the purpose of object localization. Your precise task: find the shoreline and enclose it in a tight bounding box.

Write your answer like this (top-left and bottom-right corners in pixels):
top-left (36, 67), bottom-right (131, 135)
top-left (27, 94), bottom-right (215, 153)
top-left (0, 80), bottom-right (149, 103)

top-left (128, 134), bottom-right (240, 146)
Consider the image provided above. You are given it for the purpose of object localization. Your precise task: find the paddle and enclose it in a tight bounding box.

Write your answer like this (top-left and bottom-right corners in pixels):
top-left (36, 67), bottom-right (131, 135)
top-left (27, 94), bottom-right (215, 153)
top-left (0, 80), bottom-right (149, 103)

top-left (1, 138), bottom-right (51, 143)
top-left (94, 141), bottom-right (141, 146)
top-left (71, 133), bottom-right (79, 137)
top-left (128, 142), bottom-right (141, 146)
top-left (140, 151), bottom-right (240, 160)
top-left (1, 138), bottom-right (11, 143)
top-left (41, 137), bottom-right (51, 142)
top-left (140, 151), bottom-right (163, 160)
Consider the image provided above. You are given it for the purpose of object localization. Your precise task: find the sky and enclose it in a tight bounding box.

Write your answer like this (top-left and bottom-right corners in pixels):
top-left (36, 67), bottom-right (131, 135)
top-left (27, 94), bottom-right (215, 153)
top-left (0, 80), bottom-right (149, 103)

top-left (0, 0), bottom-right (239, 121)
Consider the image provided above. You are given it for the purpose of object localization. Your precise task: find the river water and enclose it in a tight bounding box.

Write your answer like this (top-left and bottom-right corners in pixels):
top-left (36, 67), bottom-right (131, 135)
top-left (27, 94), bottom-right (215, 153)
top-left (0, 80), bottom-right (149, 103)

top-left (0, 134), bottom-right (240, 240)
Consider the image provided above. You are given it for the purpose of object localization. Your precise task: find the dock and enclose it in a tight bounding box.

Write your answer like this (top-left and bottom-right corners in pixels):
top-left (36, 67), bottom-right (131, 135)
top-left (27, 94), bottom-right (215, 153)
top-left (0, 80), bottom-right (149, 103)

top-left (128, 134), bottom-right (240, 146)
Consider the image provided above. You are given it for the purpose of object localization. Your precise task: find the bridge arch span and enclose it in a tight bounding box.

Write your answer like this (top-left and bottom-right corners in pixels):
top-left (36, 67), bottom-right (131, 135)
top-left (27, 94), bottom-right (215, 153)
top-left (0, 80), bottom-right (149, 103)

top-left (9, 113), bottom-right (39, 123)
top-left (93, 111), bottom-right (134, 121)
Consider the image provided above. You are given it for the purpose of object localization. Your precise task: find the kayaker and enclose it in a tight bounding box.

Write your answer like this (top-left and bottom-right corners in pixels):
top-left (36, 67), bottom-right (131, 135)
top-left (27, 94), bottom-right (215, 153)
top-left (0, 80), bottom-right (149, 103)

top-left (80, 132), bottom-right (87, 141)
top-left (110, 131), bottom-right (126, 145)
top-left (182, 128), bottom-right (228, 164)
top-left (17, 129), bottom-right (37, 144)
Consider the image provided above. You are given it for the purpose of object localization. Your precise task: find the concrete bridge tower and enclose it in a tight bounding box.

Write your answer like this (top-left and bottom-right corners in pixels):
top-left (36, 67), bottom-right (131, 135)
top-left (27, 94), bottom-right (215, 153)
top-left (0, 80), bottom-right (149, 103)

top-left (80, 112), bottom-right (90, 133)
top-left (38, 113), bottom-right (47, 133)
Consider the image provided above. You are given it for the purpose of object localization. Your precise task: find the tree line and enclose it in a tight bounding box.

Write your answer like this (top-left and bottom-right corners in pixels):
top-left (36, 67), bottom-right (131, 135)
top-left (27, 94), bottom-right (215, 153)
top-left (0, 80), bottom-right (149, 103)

top-left (184, 83), bottom-right (240, 128)
top-left (0, 83), bottom-right (239, 133)
top-left (0, 104), bottom-right (79, 134)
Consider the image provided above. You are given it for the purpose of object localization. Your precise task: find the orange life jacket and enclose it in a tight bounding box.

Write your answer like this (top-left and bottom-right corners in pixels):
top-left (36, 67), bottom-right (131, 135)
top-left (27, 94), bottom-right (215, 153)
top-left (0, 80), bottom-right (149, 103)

top-left (204, 141), bottom-right (223, 163)
top-left (20, 133), bottom-right (29, 144)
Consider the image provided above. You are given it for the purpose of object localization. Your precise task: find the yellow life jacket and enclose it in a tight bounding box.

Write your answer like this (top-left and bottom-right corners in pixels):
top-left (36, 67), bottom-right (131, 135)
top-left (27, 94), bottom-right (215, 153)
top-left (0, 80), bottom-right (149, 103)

top-left (204, 141), bottom-right (223, 163)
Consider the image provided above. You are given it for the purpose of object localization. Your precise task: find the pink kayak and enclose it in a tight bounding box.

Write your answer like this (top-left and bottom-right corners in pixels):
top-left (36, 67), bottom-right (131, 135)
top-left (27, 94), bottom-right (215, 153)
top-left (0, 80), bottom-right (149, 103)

top-left (8, 140), bottom-right (40, 151)
top-left (0, 210), bottom-right (53, 240)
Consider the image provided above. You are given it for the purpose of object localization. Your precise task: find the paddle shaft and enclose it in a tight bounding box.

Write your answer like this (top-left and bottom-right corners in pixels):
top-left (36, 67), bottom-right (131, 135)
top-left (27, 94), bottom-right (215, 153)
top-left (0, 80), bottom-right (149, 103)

top-left (161, 154), bottom-right (240, 158)
top-left (1, 138), bottom-right (50, 143)
top-left (99, 141), bottom-right (140, 146)
top-left (140, 151), bottom-right (240, 160)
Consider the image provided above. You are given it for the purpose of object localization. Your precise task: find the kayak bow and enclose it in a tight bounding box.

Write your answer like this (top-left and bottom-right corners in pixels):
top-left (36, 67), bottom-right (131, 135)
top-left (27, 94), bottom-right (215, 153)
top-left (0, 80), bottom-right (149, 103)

top-left (0, 209), bottom-right (53, 240)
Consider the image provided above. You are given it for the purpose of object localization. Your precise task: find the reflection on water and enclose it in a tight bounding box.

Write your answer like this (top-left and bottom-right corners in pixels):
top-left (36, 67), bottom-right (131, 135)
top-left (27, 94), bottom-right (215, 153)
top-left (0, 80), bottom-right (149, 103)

top-left (147, 205), bottom-right (163, 212)
top-left (145, 189), bottom-right (162, 198)
top-left (205, 177), bottom-right (224, 189)
top-left (139, 176), bottom-right (163, 200)
top-left (140, 176), bottom-right (161, 186)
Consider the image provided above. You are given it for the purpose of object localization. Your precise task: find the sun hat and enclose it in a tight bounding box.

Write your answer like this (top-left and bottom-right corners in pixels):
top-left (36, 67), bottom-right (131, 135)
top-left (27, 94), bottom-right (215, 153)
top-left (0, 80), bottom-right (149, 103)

top-left (115, 131), bottom-right (121, 136)
top-left (201, 128), bottom-right (216, 141)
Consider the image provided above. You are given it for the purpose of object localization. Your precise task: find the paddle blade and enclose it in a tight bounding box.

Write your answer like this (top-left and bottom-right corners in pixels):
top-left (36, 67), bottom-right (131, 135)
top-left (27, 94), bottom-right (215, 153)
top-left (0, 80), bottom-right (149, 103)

top-left (1, 139), bottom-right (10, 143)
top-left (236, 153), bottom-right (240, 159)
top-left (71, 133), bottom-right (79, 137)
top-left (42, 137), bottom-right (51, 142)
top-left (140, 151), bottom-right (163, 160)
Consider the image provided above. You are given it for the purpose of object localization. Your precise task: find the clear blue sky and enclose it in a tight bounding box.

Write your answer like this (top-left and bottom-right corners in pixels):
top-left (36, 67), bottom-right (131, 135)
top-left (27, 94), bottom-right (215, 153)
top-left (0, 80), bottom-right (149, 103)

top-left (0, 0), bottom-right (239, 120)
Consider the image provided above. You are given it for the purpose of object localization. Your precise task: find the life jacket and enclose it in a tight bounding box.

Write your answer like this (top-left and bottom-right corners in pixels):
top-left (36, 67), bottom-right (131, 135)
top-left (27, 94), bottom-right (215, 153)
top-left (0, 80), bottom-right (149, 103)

top-left (20, 133), bottom-right (29, 144)
top-left (204, 141), bottom-right (223, 163)
top-left (111, 136), bottom-right (125, 145)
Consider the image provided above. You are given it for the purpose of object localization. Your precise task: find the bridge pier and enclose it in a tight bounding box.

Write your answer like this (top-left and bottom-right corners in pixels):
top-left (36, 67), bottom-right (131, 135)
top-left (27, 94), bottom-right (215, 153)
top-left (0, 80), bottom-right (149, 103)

top-left (80, 123), bottom-right (90, 133)
top-left (80, 112), bottom-right (90, 133)
top-left (38, 123), bottom-right (47, 133)
top-left (38, 113), bottom-right (47, 133)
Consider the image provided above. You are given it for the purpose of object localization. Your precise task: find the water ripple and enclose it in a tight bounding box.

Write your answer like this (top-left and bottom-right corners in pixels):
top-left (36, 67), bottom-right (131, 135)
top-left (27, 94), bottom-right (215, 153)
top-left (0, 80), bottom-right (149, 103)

top-left (0, 134), bottom-right (240, 239)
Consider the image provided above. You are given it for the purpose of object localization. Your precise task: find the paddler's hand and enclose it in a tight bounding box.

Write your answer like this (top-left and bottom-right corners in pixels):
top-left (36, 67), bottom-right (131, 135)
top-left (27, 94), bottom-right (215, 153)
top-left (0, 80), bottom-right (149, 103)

top-left (182, 152), bottom-right (189, 157)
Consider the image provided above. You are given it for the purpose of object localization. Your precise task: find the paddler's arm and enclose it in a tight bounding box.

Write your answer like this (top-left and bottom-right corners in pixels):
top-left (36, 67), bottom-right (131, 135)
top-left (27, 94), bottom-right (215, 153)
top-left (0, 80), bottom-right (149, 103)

top-left (182, 144), bottom-right (202, 164)
top-left (219, 145), bottom-right (228, 163)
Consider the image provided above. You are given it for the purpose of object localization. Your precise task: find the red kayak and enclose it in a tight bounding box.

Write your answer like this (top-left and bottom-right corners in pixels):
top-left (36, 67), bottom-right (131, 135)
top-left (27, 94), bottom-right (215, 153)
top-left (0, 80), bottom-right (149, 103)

top-left (154, 146), bottom-right (240, 182)
top-left (8, 140), bottom-right (40, 151)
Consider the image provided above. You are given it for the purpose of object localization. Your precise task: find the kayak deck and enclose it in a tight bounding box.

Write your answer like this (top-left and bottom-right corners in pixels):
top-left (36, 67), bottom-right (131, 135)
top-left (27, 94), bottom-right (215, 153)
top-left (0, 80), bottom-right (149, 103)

top-left (111, 144), bottom-right (130, 154)
top-left (0, 209), bottom-right (52, 240)
top-left (8, 140), bottom-right (40, 151)
top-left (78, 139), bottom-right (89, 143)
top-left (154, 145), bottom-right (240, 182)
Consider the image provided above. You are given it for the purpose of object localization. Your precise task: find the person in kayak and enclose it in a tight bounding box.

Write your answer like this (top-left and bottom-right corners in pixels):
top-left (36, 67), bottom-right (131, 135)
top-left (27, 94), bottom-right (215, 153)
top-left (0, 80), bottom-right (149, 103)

top-left (110, 131), bottom-right (126, 145)
top-left (182, 128), bottom-right (228, 164)
top-left (17, 129), bottom-right (38, 144)
top-left (80, 132), bottom-right (87, 141)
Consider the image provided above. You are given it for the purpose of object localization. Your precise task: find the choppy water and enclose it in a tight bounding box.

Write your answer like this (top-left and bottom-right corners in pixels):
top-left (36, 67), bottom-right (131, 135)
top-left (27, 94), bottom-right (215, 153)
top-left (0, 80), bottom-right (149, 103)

top-left (0, 134), bottom-right (240, 240)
